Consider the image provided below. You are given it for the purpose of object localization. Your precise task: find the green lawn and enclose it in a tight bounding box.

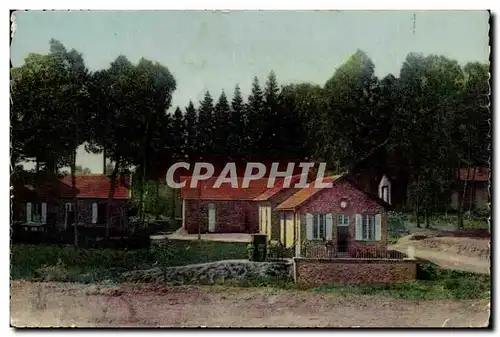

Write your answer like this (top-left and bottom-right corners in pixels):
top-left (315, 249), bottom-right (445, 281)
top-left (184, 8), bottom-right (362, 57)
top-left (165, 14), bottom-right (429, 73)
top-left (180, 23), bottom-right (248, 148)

top-left (10, 241), bottom-right (247, 282)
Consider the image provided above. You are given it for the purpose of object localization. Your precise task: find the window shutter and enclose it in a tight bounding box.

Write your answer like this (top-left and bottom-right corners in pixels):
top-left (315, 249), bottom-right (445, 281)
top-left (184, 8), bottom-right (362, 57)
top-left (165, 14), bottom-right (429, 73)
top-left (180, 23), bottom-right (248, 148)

top-left (325, 213), bottom-right (333, 240)
top-left (41, 202), bottom-right (47, 224)
top-left (26, 202), bottom-right (32, 222)
top-left (355, 214), bottom-right (363, 241)
top-left (92, 203), bottom-right (98, 224)
top-left (306, 213), bottom-right (313, 240)
top-left (375, 214), bottom-right (382, 241)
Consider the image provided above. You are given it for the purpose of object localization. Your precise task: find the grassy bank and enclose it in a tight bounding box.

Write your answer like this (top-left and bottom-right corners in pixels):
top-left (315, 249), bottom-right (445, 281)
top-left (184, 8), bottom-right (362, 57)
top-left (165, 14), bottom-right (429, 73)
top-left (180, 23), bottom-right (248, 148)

top-left (11, 244), bottom-right (490, 301)
top-left (10, 241), bottom-right (247, 281)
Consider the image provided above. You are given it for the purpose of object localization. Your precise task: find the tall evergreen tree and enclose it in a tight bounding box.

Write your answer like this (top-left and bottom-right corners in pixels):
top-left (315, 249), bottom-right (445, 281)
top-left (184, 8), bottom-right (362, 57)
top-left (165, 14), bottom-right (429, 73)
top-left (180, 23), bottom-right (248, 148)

top-left (263, 71), bottom-right (281, 158)
top-left (171, 106), bottom-right (186, 161)
top-left (213, 91), bottom-right (231, 157)
top-left (184, 100), bottom-right (198, 162)
top-left (227, 84), bottom-right (247, 160)
top-left (246, 76), bottom-right (265, 159)
top-left (197, 91), bottom-right (215, 158)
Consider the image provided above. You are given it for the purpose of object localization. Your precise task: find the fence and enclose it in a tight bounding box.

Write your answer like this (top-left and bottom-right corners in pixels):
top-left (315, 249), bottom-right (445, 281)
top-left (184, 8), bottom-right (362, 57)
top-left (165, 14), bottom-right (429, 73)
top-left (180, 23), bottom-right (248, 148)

top-left (300, 243), bottom-right (408, 260)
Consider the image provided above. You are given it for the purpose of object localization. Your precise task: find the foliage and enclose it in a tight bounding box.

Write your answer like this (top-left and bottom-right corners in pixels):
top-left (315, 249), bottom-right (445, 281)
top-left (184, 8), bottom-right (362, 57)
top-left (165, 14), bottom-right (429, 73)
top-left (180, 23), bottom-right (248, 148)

top-left (11, 40), bottom-right (490, 233)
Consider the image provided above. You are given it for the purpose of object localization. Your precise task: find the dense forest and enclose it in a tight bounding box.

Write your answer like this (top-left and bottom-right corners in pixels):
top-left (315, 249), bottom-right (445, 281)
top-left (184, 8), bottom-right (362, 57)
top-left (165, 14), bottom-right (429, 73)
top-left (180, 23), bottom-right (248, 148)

top-left (11, 39), bottom-right (490, 227)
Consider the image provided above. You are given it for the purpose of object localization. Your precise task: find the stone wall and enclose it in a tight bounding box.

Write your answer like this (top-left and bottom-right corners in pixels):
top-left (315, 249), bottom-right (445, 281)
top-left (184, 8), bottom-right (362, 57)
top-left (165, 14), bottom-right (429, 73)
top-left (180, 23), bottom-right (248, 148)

top-left (294, 257), bottom-right (417, 287)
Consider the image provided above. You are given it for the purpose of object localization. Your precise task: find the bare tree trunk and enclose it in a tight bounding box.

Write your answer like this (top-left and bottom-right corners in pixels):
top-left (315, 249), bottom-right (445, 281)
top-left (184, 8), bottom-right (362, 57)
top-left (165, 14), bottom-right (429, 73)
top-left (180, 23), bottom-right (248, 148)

top-left (415, 176), bottom-right (421, 228)
top-left (155, 181), bottom-right (161, 220)
top-left (171, 188), bottom-right (176, 219)
top-left (106, 160), bottom-right (120, 246)
top-left (468, 168), bottom-right (477, 213)
top-left (102, 148), bottom-right (106, 174)
top-left (458, 166), bottom-right (471, 229)
top-left (197, 181), bottom-right (201, 241)
top-left (424, 208), bottom-right (429, 228)
top-left (71, 149), bottom-right (78, 247)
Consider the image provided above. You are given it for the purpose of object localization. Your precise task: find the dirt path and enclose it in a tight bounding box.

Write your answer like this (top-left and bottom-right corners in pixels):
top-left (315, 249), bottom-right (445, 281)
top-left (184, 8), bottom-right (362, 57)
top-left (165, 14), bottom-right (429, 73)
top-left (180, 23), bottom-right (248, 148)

top-left (390, 235), bottom-right (490, 275)
top-left (10, 281), bottom-right (490, 328)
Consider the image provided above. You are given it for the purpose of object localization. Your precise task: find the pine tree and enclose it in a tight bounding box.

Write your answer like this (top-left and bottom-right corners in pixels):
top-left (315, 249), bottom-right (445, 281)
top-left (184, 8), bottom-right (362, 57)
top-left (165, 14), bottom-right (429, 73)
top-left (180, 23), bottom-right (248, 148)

top-left (263, 71), bottom-right (281, 158)
top-left (246, 76), bottom-right (264, 159)
top-left (228, 84), bottom-right (247, 160)
top-left (213, 91), bottom-right (231, 157)
top-left (184, 100), bottom-right (198, 162)
top-left (197, 91), bottom-right (215, 157)
top-left (171, 106), bottom-right (186, 161)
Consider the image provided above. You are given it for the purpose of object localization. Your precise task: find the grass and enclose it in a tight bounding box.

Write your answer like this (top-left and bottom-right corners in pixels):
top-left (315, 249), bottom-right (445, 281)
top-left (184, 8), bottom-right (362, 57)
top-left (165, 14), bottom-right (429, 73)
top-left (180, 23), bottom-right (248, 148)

top-left (11, 241), bottom-right (247, 282)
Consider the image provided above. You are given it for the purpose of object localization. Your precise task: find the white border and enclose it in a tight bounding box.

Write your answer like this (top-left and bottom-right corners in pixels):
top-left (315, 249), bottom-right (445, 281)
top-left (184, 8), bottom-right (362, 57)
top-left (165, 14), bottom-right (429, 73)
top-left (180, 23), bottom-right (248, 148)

top-left (4, 1), bottom-right (496, 335)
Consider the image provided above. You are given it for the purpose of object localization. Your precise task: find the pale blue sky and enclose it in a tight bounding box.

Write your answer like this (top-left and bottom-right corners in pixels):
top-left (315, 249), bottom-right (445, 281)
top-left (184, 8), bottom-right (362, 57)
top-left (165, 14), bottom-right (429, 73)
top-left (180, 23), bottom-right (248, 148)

top-left (11, 10), bottom-right (490, 173)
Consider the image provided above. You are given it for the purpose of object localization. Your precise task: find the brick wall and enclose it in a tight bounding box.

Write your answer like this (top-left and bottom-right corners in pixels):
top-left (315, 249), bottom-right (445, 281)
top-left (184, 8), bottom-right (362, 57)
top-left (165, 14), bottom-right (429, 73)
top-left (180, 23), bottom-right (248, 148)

top-left (294, 257), bottom-right (417, 287)
top-left (184, 199), bottom-right (259, 234)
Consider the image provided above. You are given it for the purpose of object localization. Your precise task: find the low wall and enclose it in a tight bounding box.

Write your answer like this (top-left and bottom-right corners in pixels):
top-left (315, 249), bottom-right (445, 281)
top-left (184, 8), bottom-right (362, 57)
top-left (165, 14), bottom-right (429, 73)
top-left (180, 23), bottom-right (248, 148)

top-left (294, 257), bottom-right (417, 287)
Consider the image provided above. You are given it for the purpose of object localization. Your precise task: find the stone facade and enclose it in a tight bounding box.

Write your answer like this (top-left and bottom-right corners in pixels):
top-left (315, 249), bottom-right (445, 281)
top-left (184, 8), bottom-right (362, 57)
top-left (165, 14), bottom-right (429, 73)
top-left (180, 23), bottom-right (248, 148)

top-left (183, 199), bottom-right (259, 234)
top-left (294, 257), bottom-right (417, 286)
top-left (297, 180), bottom-right (388, 256)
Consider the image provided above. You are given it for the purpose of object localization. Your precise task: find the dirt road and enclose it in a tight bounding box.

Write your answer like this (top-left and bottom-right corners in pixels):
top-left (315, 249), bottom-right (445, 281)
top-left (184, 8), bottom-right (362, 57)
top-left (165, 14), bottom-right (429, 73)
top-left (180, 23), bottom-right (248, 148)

top-left (390, 234), bottom-right (490, 275)
top-left (10, 281), bottom-right (490, 328)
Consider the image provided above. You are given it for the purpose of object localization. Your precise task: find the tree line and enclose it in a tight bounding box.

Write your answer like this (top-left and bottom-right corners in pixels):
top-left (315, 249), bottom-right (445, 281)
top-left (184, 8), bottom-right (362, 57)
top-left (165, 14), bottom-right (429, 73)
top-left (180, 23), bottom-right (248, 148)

top-left (11, 40), bottom-right (490, 233)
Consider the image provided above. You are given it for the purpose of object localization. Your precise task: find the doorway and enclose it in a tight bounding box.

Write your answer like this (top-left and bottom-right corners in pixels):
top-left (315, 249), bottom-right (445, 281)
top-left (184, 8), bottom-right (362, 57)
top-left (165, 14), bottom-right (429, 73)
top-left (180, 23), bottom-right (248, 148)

top-left (337, 214), bottom-right (349, 252)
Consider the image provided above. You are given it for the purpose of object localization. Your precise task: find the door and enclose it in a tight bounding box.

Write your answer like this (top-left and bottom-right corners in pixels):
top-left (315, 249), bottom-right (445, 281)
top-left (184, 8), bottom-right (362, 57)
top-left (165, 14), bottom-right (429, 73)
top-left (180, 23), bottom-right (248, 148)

top-left (208, 203), bottom-right (216, 232)
top-left (337, 214), bottom-right (349, 252)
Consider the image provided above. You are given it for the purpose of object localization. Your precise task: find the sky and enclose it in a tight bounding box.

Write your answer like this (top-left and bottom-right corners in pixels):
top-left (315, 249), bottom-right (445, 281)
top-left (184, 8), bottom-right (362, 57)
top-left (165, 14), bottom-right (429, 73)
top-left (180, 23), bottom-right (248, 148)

top-left (11, 10), bottom-right (490, 174)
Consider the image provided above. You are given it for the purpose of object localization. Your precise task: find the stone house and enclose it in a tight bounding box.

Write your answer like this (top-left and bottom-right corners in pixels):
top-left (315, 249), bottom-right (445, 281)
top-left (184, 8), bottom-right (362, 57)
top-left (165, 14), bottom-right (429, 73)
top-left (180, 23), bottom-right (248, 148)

top-left (12, 173), bottom-right (132, 231)
top-left (275, 175), bottom-right (392, 256)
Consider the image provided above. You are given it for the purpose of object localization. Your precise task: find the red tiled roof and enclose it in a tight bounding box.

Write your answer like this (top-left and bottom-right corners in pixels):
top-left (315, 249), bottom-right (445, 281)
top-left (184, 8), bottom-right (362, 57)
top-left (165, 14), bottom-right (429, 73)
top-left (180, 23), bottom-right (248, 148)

top-left (458, 167), bottom-right (489, 182)
top-left (59, 174), bottom-right (131, 199)
top-left (253, 175), bottom-right (303, 201)
top-left (180, 176), bottom-right (291, 201)
top-left (275, 176), bottom-right (343, 210)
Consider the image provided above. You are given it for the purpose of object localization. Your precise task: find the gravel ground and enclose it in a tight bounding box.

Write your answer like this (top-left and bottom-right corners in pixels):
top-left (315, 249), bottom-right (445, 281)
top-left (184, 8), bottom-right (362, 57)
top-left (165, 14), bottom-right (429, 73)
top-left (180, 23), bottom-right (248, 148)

top-left (10, 281), bottom-right (490, 328)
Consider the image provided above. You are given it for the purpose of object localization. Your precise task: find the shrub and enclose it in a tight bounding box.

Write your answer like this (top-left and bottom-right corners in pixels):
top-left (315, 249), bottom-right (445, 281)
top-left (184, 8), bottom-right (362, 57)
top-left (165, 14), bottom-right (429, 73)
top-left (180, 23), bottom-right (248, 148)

top-left (155, 242), bottom-right (175, 282)
top-left (247, 243), bottom-right (255, 261)
top-left (35, 259), bottom-right (69, 282)
top-left (267, 242), bottom-right (286, 260)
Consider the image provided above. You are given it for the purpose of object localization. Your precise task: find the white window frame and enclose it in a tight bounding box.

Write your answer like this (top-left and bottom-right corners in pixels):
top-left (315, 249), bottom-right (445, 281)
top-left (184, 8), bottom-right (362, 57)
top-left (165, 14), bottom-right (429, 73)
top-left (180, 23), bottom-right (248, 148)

top-left (337, 214), bottom-right (349, 227)
top-left (31, 203), bottom-right (43, 223)
top-left (361, 215), bottom-right (376, 241)
top-left (312, 214), bottom-right (327, 240)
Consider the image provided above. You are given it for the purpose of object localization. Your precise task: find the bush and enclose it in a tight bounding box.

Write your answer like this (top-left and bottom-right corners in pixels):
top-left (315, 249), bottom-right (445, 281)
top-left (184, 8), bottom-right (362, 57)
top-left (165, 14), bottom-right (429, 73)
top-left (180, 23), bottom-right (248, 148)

top-left (35, 259), bottom-right (69, 282)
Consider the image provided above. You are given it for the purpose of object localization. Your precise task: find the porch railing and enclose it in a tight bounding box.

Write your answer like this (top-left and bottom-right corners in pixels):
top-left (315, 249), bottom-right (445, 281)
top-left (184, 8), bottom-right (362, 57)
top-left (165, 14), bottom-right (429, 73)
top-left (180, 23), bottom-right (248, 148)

top-left (300, 242), bottom-right (408, 260)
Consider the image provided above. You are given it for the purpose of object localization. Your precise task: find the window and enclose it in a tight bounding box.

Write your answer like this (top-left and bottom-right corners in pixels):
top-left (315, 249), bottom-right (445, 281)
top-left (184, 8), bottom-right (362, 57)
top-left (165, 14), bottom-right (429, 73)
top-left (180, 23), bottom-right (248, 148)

top-left (312, 214), bottom-right (327, 240)
top-left (361, 215), bottom-right (375, 241)
top-left (337, 214), bottom-right (349, 227)
top-left (382, 186), bottom-right (389, 203)
top-left (32, 203), bottom-right (42, 223)
top-left (98, 203), bottom-right (108, 224)
top-left (26, 202), bottom-right (46, 223)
